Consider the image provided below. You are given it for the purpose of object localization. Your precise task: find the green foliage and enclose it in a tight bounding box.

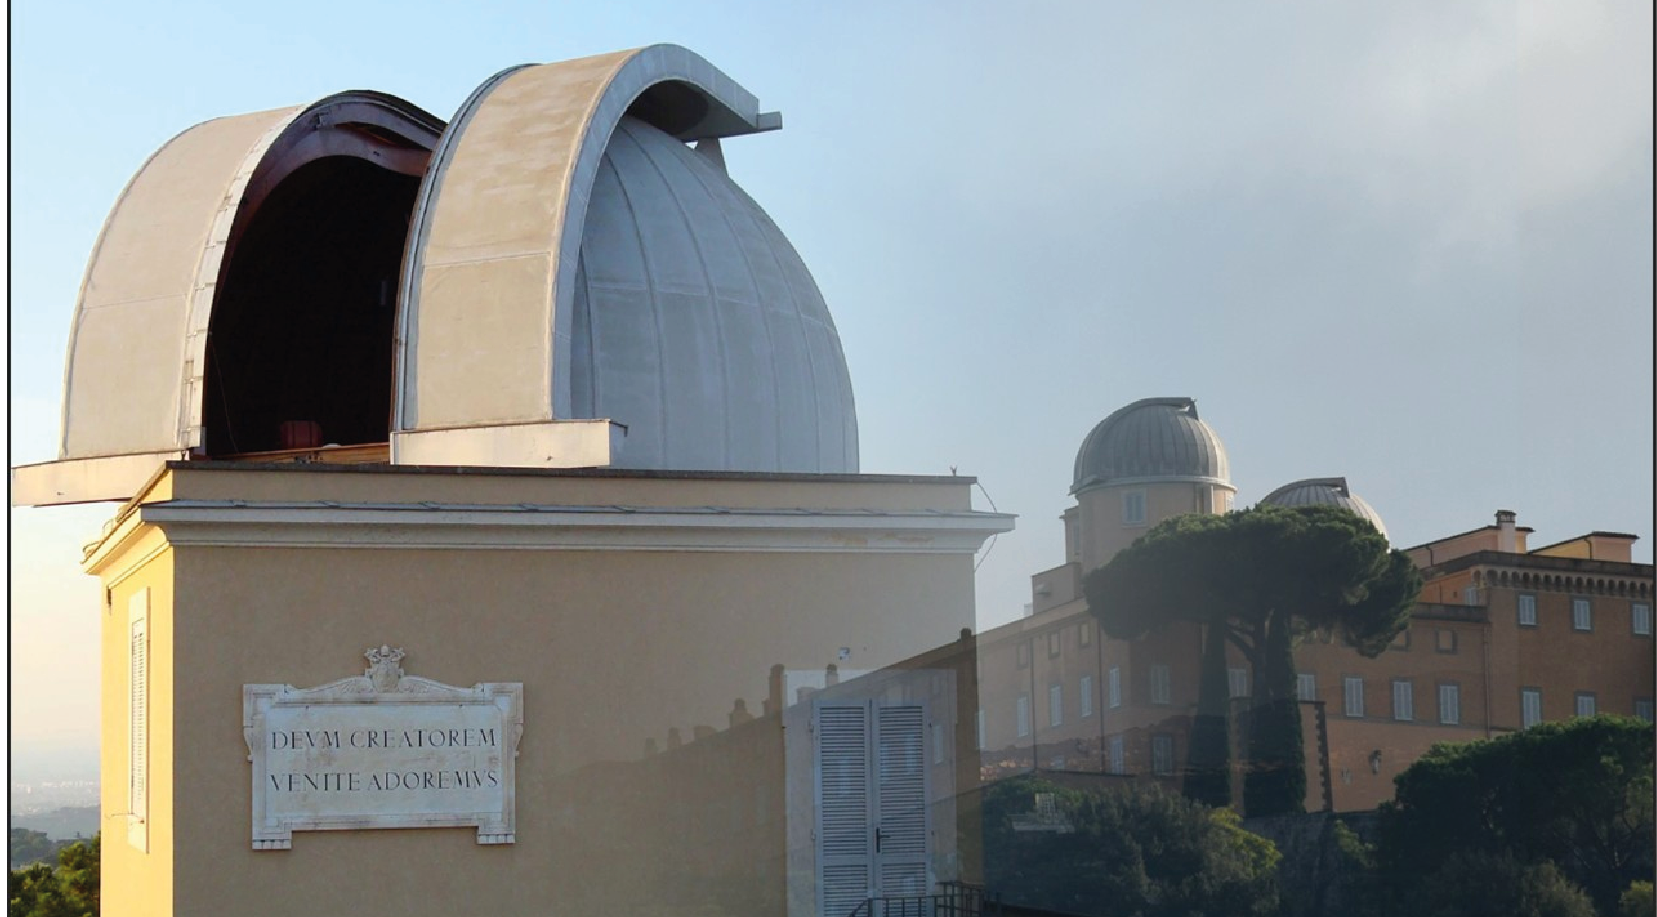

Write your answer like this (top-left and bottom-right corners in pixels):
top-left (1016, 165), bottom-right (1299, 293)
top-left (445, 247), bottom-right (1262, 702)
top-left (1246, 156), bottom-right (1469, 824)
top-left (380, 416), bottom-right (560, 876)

top-left (1084, 504), bottom-right (1420, 816)
top-left (1331, 821), bottom-right (1373, 872)
top-left (982, 776), bottom-right (1279, 917)
top-left (1416, 852), bottom-right (1596, 917)
top-left (1327, 821), bottom-right (1387, 917)
top-left (1242, 697), bottom-right (1307, 818)
top-left (1621, 881), bottom-right (1655, 917)
top-left (1184, 622), bottom-right (1232, 808)
top-left (7, 834), bottom-right (97, 917)
top-left (5, 832), bottom-right (67, 871)
top-left (1377, 716), bottom-right (1654, 916)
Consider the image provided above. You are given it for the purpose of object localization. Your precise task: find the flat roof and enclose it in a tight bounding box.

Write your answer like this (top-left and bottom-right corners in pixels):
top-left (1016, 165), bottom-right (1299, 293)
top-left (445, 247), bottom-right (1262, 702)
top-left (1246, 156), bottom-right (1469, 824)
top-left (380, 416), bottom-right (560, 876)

top-left (165, 460), bottom-right (976, 486)
top-left (1403, 522), bottom-right (1535, 553)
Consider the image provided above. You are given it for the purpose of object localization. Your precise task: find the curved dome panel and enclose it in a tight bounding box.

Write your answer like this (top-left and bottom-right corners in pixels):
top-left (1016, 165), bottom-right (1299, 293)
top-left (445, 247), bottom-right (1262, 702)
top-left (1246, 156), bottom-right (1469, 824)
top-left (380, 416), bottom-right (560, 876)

top-left (569, 117), bottom-right (855, 471)
top-left (1072, 397), bottom-right (1229, 493)
top-left (395, 44), bottom-right (857, 473)
top-left (1259, 477), bottom-right (1389, 540)
top-left (60, 106), bottom-right (302, 463)
top-left (14, 92), bottom-right (443, 505)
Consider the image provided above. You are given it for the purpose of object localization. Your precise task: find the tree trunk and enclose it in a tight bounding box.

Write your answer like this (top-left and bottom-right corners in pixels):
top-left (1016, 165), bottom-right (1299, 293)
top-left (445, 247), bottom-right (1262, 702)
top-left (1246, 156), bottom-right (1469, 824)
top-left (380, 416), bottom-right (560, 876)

top-left (1184, 621), bottom-right (1232, 808)
top-left (1243, 610), bottom-right (1306, 815)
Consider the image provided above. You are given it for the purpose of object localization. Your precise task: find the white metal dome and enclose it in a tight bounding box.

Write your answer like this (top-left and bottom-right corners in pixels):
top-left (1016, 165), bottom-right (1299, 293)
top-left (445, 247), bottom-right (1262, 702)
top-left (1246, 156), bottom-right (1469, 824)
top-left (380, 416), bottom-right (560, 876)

top-left (565, 116), bottom-right (857, 472)
top-left (12, 45), bottom-right (860, 506)
top-left (392, 45), bottom-right (859, 474)
top-left (1259, 477), bottom-right (1388, 540)
top-left (1072, 397), bottom-right (1230, 493)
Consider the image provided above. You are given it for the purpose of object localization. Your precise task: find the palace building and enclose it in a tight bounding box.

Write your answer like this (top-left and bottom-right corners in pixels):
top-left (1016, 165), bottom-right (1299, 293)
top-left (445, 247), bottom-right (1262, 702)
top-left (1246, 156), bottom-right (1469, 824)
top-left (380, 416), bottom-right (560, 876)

top-left (971, 397), bottom-right (1654, 812)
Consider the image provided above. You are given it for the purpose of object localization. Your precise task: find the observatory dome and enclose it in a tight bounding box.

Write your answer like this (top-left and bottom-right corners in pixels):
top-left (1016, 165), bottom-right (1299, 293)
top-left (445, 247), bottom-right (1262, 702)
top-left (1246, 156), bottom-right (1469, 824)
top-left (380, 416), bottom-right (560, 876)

top-left (1072, 397), bottom-right (1230, 494)
top-left (15, 45), bottom-right (860, 507)
top-left (1259, 477), bottom-right (1388, 540)
top-left (562, 116), bottom-right (857, 472)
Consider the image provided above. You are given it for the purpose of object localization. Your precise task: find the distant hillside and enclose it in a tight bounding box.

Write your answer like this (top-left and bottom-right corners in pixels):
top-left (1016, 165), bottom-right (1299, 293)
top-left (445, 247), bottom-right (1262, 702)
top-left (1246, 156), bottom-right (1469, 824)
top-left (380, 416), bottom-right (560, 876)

top-left (9, 806), bottom-right (100, 843)
top-left (9, 828), bottom-right (72, 869)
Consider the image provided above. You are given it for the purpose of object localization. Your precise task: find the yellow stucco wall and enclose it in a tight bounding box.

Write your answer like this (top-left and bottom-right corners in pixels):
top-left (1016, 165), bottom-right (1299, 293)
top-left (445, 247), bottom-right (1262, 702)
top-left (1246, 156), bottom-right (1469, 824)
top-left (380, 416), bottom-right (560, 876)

top-left (85, 466), bottom-right (990, 917)
top-left (95, 529), bottom-right (175, 917)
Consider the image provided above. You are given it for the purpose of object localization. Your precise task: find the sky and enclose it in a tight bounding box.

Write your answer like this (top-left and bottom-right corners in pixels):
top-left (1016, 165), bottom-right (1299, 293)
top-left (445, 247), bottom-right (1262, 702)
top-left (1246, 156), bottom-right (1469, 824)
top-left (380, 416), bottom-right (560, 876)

top-left (6, 1), bottom-right (1653, 782)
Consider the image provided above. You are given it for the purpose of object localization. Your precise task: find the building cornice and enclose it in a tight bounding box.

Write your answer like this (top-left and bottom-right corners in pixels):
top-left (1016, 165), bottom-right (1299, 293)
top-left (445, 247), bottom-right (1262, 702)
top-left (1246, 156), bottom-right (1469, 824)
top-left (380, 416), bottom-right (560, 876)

top-left (91, 499), bottom-right (1014, 560)
top-left (1072, 475), bottom-right (1235, 495)
top-left (1420, 549), bottom-right (1654, 580)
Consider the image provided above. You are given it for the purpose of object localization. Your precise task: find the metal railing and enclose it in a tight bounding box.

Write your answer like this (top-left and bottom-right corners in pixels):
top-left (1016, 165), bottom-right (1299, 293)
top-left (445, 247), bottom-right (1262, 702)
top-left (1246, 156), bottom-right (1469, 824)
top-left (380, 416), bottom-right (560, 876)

top-left (847, 881), bottom-right (1003, 917)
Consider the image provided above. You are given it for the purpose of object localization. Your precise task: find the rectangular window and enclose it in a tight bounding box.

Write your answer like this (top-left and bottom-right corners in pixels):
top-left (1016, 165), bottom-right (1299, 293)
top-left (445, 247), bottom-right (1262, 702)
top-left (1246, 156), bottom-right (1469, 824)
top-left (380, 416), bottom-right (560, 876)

top-left (1048, 684), bottom-right (1064, 728)
top-left (1463, 586), bottom-right (1480, 605)
top-left (976, 709), bottom-right (987, 750)
top-left (1392, 680), bottom-right (1415, 721)
top-left (1634, 602), bottom-right (1652, 636)
top-left (1572, 598), bottom-right (1593, 631)
top-left (1016, 694), bottom-right (1032, 737)
top-left (1122, 490), bottom-right (1146, 526)
top-left (1343, 677), bottom-right (1365, 718)
top-left (1080, 675), bottom-right (1094, 718)
top-left (1228, 667), bottom-right (1250, 699)
top-left (1296, 673), bottom-right (1317, 702)
top-left (1389, 628), bottom-right (1411, 651)
top-left (128, 589), bottom-right (150, 852)
top-left (1079, 621), bottom-right (1094, 647)
top-left (1047, 631), bottom-right (1061, 659)
top-left (1016, 641), bottom-right (1031, 669)
top-left (1435, 629), bottom-right (1458, 653)
top-left (1636, 699), bottom-right (1654, 722)
top-left (1574, 693), bottom-right (1596, 718)
top-left (932, 721), bottom-right (946, 765)
top-left (1518, 593), bottom-right (1538, 627)
top-left (1438, 683), bottom-right (1461, 725)
top-left (1151, 734), bottom-right (1174, 776)
top-left (1108, 667), bottom-right (1122, 708)
top-left (1108, 735), bottom-right (1125, 774)
top-left (1149, 664), bottom-right (1172, 706)
top-left (1521, 688), bottom-right (1543, 728)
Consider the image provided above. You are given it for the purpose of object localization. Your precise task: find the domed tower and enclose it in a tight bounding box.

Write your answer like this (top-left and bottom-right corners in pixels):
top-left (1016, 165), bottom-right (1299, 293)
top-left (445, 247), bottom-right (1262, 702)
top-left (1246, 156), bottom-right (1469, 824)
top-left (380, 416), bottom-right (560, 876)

top-left (13, 44), bottom-right (858, 506)
top-left (1259, 477), bottom-right (1388, 541)
top-left (1066, 397), bottom-right (1235, 570)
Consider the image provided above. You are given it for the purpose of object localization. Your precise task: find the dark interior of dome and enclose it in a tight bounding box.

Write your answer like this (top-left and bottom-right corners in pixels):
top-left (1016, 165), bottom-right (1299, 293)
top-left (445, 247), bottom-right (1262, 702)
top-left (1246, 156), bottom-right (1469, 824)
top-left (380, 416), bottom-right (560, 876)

top-left (202, 156), bottom-right (419, 456)
top-left (626, 80), bottom-right (710, 136)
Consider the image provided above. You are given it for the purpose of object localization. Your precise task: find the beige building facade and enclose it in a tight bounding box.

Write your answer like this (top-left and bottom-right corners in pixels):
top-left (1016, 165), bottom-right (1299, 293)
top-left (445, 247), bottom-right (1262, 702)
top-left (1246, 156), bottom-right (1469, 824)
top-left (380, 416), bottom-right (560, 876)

top-left (971, 399), bottom-right (1654, 814)
top-left (85, 463), bottom-right (1008, 916)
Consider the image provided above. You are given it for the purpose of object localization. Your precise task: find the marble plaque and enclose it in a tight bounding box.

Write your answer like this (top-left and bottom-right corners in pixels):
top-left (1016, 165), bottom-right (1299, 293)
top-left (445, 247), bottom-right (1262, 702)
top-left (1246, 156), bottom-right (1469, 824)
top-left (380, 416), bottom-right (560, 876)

top-left (243, 646), bottom-right (522, 849)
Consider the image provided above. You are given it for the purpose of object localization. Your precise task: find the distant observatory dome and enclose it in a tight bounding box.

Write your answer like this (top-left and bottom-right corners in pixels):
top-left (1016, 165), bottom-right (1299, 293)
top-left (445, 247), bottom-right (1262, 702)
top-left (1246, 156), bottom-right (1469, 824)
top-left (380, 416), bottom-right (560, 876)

top-left (1259, 477), bottom-right (1388, 540)
top-left (1072, 397), bottom-right (1230, 494)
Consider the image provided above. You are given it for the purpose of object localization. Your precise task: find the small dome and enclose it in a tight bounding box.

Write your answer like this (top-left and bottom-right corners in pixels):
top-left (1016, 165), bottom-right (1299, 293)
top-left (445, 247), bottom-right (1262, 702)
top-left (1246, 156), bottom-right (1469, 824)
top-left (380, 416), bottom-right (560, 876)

top-left (1072, 397), bottom-right (1230, 493)
top-left (1259, 477), bottom-right (1388, 540)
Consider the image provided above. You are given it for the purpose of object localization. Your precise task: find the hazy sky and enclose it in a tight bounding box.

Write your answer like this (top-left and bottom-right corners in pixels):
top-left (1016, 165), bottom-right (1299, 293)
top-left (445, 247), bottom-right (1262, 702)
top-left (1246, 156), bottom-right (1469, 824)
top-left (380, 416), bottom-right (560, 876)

top-left (7, 1), bottom-right (1653, 781)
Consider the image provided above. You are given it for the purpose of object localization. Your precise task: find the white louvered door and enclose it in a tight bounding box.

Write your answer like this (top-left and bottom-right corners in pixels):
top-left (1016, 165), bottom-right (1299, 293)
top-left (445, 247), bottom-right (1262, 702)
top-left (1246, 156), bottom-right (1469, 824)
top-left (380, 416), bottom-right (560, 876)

top-left (814, 700), bottom-right (931, 917)
top-left (816, 703), bottom-right (872, 917)
top-left (872, 704), bottom-right (929, 898)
